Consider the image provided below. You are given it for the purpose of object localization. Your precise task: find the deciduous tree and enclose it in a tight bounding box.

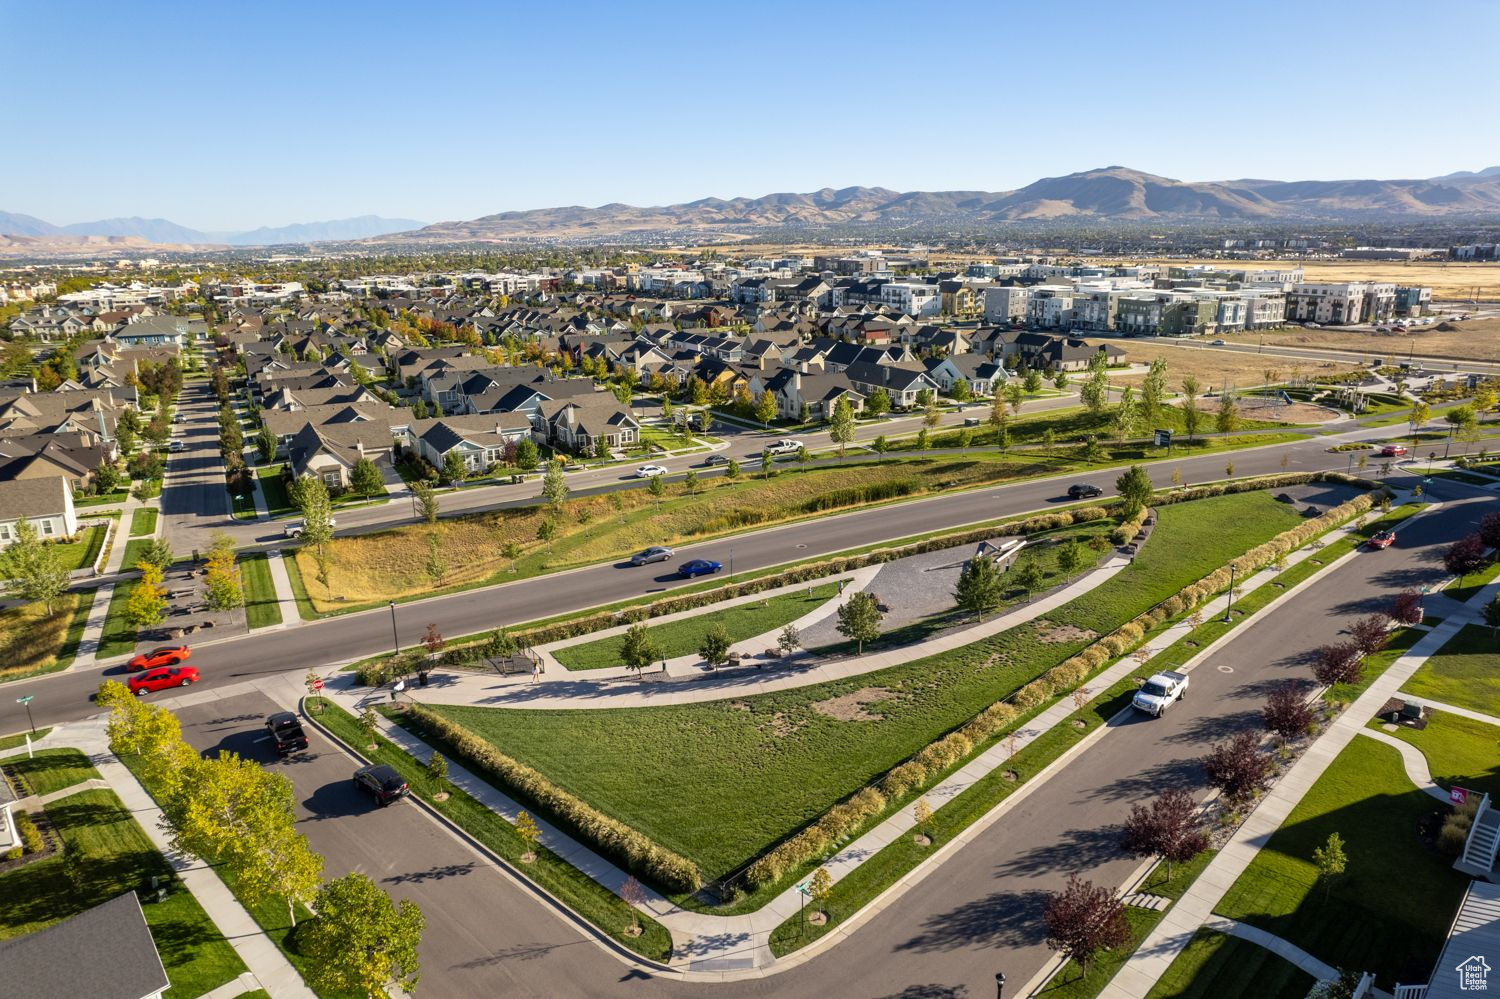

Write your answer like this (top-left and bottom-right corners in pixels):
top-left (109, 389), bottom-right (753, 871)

top-left (1118, 787), bottom-right (1208, 880)
top-left (1180, 376), bottom-right (1202, 440)
top-left (515, 810), bottom-right (541, 861)
top-left (301, 872), bottom-right (424, 999)
top-left (411, 480), bottom-right (438, 524)
top-left (1012, 557), bottom-right (1045, 602)
top-left (836, 591), bottom-right (882, 654)
top-left (619, 623), bottom-right (660, 678)
top-left (1202, 731), bottom-right (1271, 805)
top-left (1043, 874), bottom-right (1130, 976)
top-left (1444, 533), bottom-right (1487, 583)
top-left (1215, 392), bottom-right (1239, 435)
top-left (1115, 464), bottom-right (1154, 518)
top-left (126, 561), bottom-right (169, 628)
top-left (1262, 680), bottom-right (1316, 742)
top-left (1080, 352), bottom-right (1110, 415)
top-left (351, 458), bottom-right (383, 499)
top-left (1313, 832), bottom-right (1348, 901)
top-left (698, 623), bottom-right (732, 669)
top-left (865, 387), bottom-right (891, 418)
top-left (541, 460), bottom-right (569, 514)
top-left (291, 475), bottom-right (335, 588)
top-left (1313, 641), bottom-right (1363, 686)
top-left (1140, 357), bottom-right (1168, 425)
top-left (953, 555), bottom-right (1004, 621)
top-left (203, 532), bottom-right (243, 611)
top-left (0, 517), bottom-right (70, 614)
top-left (1389, 588), bottom-right (1424, 626)
top-left (1347, 614), bottom-right (1390, 657)
top-left (829, 396), bottom-right (855, 458)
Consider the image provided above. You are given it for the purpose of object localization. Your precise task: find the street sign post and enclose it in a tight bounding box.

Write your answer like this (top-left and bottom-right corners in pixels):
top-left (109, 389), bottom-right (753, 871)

top-left (15, 695), bottom-right (36, 736)
top-left (1153, 429), bottom-right (1172, 450)
top-left (796, 881), bottom-right (810, 935)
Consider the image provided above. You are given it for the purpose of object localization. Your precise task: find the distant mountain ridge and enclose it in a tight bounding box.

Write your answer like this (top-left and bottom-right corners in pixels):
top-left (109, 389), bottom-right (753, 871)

top-left (0, 213), bottom-right (424, 246)
top-left (391, 165), bottom-right (1500, 243)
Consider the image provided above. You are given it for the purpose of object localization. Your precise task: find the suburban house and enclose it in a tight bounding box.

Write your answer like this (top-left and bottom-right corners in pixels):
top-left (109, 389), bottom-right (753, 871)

top-left (286, 420), bottom-right (402, 489)
top-left (0, 476), bottom-right (78, 546)
top-left (926, 353), bottom-right (1009, 397)
top-left (260, 404), bottom-right (411, 460)
top-left (0, 432), bottom-right (109, 492)
top-left (113, 315), bottom-right (202, 348)
top-left (0, 892), bottom-right (170, 999)
top-left (410, 413), bottom-right (534, 473)
top-left (842, 360), bottom-right (941, 410)
top-left (757, 368), bottom-right (865, 421)
top-left (0, 768), bottom-right (15, 853)
top-left (1015, 333), bottom-right (1124, 372)
top-left (535, 399), bottom-right (641, 454)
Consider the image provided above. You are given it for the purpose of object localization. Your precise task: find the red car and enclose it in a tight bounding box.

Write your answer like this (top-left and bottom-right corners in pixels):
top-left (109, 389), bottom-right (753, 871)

top-left (1367, 529), bottom-right (1397, 550)
top-left (127, 645), bottom-right (191, 672)
top-left (127, 666), bottom-right (200, 696)
top-left (1379, 444), bottom-right (1408, 457)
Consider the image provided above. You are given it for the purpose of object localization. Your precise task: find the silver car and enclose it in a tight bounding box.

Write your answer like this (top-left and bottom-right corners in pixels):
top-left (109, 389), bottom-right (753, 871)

top-left (629, 546), bottom-right (674, 566)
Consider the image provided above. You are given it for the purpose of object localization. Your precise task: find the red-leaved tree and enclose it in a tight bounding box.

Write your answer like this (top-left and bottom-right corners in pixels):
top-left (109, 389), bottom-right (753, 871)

top-left (1479, 511), bottom-right (1500, 550)
top-left (1388, 589), bottom-right (1424, 627)
top-left (1043, 874), bottom-right (1131, 976)
top-left (1262, 680), bottom-right (1317, 742)
top-left (1444, 533), bottom-right (1488, 583)
top-left (1119, 788), bottom-right (1210, 880)
top-left (1313, 641), bottom-right (1363, 687)
top-left (1202, 731), bottom-right (1271, 805)
top-left (1347, 615), bottom-right (1391, 658)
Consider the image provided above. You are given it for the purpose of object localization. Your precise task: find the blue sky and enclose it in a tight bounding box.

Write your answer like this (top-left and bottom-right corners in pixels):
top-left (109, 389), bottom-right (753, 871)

top-left (7, 0), bottom-right (1499, 230)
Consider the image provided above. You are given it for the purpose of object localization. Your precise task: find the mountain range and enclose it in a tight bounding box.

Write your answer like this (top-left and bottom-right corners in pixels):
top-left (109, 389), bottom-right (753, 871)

top-left (388, 166), bottom-right (1500, 243)
top-left (6, 165), bottom-right (1500, 252)
top-left (0, 213), bottom-right (424, 246)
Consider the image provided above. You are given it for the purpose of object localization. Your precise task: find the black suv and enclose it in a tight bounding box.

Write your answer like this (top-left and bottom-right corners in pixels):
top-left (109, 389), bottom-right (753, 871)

top-left (353, 764), bottom-right (409, 806)
top-left (1067, 483), bottom-right (1104, 499)
top-left (265, 712), bottom-right (309, 755)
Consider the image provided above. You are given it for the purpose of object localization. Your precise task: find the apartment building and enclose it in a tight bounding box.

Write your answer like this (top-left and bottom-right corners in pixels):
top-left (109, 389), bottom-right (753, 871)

top-left (1026, 287), bottom-right (1075, 330)
top-left (983, 286), bottom-right (1030, 324)
top-left (879, 282), bottom-right (941, 318)
top-left (1283, 283), bottom-right (1396, 325)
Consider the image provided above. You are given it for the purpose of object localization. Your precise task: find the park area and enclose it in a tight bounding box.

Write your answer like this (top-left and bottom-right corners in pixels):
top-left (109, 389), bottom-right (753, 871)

top-left (416, 490), bottom-right (1305, 891)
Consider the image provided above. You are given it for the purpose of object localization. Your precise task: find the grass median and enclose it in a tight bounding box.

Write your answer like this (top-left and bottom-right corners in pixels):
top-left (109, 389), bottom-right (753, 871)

top-left (240, 552), bottom-right (282, 629)
top-left (130, 507), bottom-right (159, 537)
top-left (307, 697), bottom-right (672, 962)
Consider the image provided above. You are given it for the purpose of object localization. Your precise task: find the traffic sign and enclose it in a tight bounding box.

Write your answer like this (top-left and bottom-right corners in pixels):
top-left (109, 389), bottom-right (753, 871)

top-left (795, 881), bottom-right (811, 896)
top-left (312, 679), bottom-right (325, 691)
top-left (15, 695), bottom-right (33, 705)
top-left (1153, 429), bottom-right (1172, 448)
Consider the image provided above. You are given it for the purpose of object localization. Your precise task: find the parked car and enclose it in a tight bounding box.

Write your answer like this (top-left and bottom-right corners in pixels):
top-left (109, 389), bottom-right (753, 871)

top-left (353, 763), bottom-right (409, 806)
top-left (1379, 444), bottom-right (1408, 457)
top-left (678, 559), bottom-right (723, 578)
top-left (1303, 322), bottom-right (1321, 328)
top-left (128, 666), bottom-right (200, 696)
top-left (1211, 338), bottom-right (1227, 345)
top-left (763, 439), bottom-right (803, 456)
top-left (702, 454), bottom-right (730, 467)
top-left (1067, 483), bottom-right (1104, 499)
top-left (285, 517), bottom-right (336, 539)
top-left (629, 546), bottom-right (674, 566)
top-left (635, 464), bottom-right (669, 478)
top-left (127, 645), bottom-right (191, 672)
top-left (1132, 670), bottom-right (1189, 717)
top-left (168, 440), bottom-right (185, 452)
top-left (1367, 529), bottom-right (1397, 550)
top-left (265, 712), bottom-right (309, 754)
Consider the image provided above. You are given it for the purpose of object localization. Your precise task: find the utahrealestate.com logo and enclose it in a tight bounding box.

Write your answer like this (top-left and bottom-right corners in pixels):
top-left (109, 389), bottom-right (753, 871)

top-left (1457, 955), bottom-right (1491, 991)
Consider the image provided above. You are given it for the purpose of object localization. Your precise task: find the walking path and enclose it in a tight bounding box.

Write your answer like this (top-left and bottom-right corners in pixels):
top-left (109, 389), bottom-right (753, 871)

top-left (70, 584), bottom-right (114, 669)
top-left (0, 721), bottom-right (309, 998)
top-left (102, 496), bottom-right (150, 575)
top-left (262, 548), bottom-right (301, 626)
top-left (1102, 518), bottom-right (1499, 999)
top-left (1200, 916), bottom-right (1340, 981)
top-left (1392, 694), bottom-right (1500, 730)
top-left (1357, 728), bottom-right (1448, 801)
top-left (317, 506), bottom-right (1380, 978)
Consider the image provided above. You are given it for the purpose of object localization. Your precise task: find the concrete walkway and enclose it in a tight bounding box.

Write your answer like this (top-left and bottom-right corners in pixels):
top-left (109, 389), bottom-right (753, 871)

top-left (69, 583), bottom-right (114, 669)
top-left (1393, 694), bottom-right (1500, 730)
top-left (2, 721), bottom-right (305, 998)
top-left (533, 567), bottom-right (879, 679)
top-left (1201, 916), bottom-right (1340, 981)
top-left (261, 548), bottom-right (301, 626)
top-left (102, 496), bottom-right (152, 575)
top-left (1357, 728), bottom-right (1449, 801)
top-left (1102, 508), bottom-right (1491, 999)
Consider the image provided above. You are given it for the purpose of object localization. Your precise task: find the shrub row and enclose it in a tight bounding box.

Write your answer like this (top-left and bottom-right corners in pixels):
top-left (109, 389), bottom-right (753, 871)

top-left (1111, 506), bottom-right (1150, 546)
top-left (738, 479), bottom-right (1378, 893)
top-left (405, 705), bottom-right (703, 893)
top-left (358, 505), bottom-right (1117, 682)
top-left (800, 478), bottom-right (921, 513)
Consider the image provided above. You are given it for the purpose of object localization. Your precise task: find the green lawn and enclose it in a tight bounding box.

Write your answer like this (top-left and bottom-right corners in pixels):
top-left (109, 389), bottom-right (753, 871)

top-left (1442, 560), bottom-right (1500, 604)
top-left (129, 507), bottom-right (159, 537)
top-left (427, 491), bottom-right (1304, 884)
top-left (98, 579), bottom-right (141, 659)
top-left (552, 583), bottom-right (840, 670)
top-left (1214, 737), bottom-right (1466, 988)
top-left (3, 748), bottom-right (99, 797)
top-left (0, 789), bottom-right (247, 999)
top-left (240, 553), bottom-right (283, 629)
top-left (0, 728), bottom-right (52, 751)
top-left (1144, 928), bottom-right (1315, 999)
top-left (54, 524), bottom-right (107, 572)
top-left (1375, 710), bottom-right (1500, 799)
top-left (310, 698), bottom-right (672, 962)
top-left (1403, 624), bottom-right (1500, 714)
top-left (73, 490), bottom-right (130, 508)
top-left (257, 466), bottom-right (296, 517)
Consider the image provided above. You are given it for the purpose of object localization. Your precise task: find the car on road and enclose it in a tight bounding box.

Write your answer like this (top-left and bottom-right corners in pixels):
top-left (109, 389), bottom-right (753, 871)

top-left (628, 546), bottom-right (674, 566)
top-left (127, 644), bottom-right (191, 672)
top-left (128, 665), bottom-right (200, 696)
top-left (763, 439), bottom-right (803, 456)
top-left (168, 439), bottom-right (185, 452)
top-left (634, 464), bottom-right (669, 478)
top-left (1211, 338), bottom-right (1227, 345)
top-left (1379, 444), bottom-right (1408, 457)
top-left (1067, 483), bottom-right (1104, 499)
top-left (1303, 322), bottom-right (1321, 328)
top-left (1367, 529), bottom-right (1397, 550)
top-left (678, 558), bottom-right (723, 578)
top-left (353, 763), bottom-right (409, 806)
top-left (285, 517), bottom-right (336, 539)
top-left (1132, 670), bottom-right (1189, 717)
top-left (702, 454), bottom-right (730, 466)
top-left (266, 712), bottom-right (309, 754)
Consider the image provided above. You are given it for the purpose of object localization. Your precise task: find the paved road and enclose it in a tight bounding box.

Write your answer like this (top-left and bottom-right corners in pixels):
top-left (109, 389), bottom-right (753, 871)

top-left (159, 379), bottom-right (239, 554)
top-left (0, 418), bottom-right (1414, 736)
top-left (174, 690), bottom-right (620, 999)
top-left (154, 476), bottom-right (1495, 999)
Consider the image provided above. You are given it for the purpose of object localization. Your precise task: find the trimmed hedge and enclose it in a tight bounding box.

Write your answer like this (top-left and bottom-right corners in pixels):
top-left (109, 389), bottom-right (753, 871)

top-left (736, 478), bottom-right (1379, 893)
top-left (404, 704), bottom-right (703, 893)
top-left (1111, 506), bottom-right (1150, 546)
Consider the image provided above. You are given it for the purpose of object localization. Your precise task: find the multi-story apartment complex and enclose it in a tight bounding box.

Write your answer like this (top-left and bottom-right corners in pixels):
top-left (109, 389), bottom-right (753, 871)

top-left (983, 286), bottom-right (1030, 324)
top-left (1283, 282), bottom-right (1395, 325)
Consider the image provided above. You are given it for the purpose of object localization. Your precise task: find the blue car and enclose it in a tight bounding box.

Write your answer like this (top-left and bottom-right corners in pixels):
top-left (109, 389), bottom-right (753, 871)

top-left (678, 559), bottom-right (723, 578)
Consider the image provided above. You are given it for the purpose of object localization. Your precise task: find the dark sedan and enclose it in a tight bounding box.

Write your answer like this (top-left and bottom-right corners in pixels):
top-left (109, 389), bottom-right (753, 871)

top-left (678, 559), bottom-right (723, 578)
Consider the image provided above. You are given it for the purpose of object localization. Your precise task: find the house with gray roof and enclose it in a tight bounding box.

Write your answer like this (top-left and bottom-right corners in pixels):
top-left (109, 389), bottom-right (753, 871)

top-left (0, 476), bottom-right (77, 548)
top-left (0, 892), bottom-right (169, 999)
top-left (410, 414), bottom-right (534, 474)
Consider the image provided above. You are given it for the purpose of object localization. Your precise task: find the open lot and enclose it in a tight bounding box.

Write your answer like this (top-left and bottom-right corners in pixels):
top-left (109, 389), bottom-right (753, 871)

top-left (1218, 316), bottom-right (1500, 364)
top-left (1109, 338), bottom-right (1364, 391)
top-left (1213, 736), bottom-right (1467, 988)
top-left (424, 491), bottom-right (1303, 885)
top-left (0, 592), bottom-right (89, 682)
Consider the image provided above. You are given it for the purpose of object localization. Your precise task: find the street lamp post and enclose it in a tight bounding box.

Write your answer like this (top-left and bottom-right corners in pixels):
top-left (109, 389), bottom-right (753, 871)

top-left (1222, 562), bottom-right (1238, 623)
top-left (995, 971), bottom-right (1006, 999)
top-left (389, 601), bottom-right (399, 655)
top-left (729, 545), bottom-right (734, 580)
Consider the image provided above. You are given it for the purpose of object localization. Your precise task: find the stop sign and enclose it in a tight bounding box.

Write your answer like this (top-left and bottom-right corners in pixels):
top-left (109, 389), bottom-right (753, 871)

top-left (312, 678), bottom-right (325, 690)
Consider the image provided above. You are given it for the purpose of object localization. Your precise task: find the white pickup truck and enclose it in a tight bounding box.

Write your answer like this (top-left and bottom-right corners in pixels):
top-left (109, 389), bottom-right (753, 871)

top-left (1133, 670), bottom-right (1189, 717)
top-left (284, 517), bottom-right (336, 539)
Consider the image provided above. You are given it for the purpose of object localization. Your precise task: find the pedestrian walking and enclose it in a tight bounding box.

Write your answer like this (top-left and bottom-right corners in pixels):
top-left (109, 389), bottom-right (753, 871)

top-left (531, 659), bottom-right (541, 683)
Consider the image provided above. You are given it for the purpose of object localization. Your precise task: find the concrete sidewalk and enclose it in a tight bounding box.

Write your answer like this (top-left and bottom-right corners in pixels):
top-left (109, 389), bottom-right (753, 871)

top-left (69, 584), bottom-right (114, 670)
top-left (1101, 532), bottom-right (1494, 999)
top-left (261, 548), bottom-right (302, 626)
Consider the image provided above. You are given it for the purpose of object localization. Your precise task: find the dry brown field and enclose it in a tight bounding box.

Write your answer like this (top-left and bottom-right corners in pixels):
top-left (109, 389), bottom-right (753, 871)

top-left (1108, 339), bottom-right (1363, 391)
top-left (1216, 317), bottom-right (1500, 363)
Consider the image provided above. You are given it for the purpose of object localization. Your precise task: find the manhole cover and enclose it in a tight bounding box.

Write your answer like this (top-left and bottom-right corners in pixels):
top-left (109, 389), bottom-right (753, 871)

top-left (1217, 665), bottom-right (1234, 673)
top-left (795, 544), bottom-right (807, 549)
